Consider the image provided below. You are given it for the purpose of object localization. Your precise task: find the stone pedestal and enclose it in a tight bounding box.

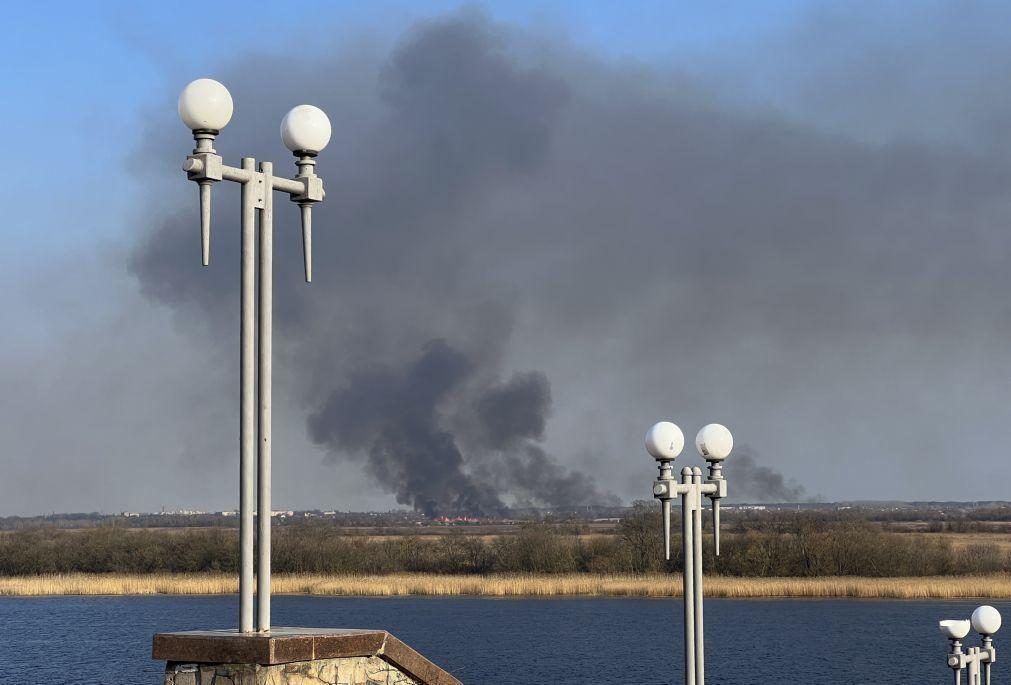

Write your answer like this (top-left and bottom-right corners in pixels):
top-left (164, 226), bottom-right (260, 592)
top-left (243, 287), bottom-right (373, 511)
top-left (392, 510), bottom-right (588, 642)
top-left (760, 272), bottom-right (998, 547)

top-left (153, 628), bottom-right (462, 685)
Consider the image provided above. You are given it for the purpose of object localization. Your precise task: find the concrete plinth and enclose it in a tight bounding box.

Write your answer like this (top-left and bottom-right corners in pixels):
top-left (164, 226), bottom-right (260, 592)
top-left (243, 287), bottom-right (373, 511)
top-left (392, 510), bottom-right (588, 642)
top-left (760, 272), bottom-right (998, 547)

top-left (153, 628), bottom-right (462, 685)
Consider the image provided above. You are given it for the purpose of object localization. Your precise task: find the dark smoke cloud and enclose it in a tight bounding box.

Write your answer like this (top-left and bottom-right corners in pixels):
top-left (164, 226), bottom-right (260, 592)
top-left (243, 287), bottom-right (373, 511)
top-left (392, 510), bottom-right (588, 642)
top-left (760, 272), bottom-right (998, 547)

top-left (307, 339), bottom-right (615, 515)
top-left (473, 372), bottom-right (550, 449)
top-left (725, 446), bottom-right (808, 503)
top-left (119, 4), bottom-right (1011, 513)
top-left (307, 339), bottom-right (499, 516)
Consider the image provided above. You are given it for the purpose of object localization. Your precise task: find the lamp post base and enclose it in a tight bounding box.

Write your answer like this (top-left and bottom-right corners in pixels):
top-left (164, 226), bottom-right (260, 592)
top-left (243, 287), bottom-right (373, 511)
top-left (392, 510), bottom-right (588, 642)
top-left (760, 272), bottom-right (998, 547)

top-left (153, 628), bottom-right (462, 685)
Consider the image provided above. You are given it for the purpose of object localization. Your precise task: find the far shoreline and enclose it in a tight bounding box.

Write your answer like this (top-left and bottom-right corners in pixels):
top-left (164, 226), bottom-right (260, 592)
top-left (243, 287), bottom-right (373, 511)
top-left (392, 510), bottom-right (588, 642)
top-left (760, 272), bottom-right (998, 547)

top-left (1, 573), bottom-right (1009, 599)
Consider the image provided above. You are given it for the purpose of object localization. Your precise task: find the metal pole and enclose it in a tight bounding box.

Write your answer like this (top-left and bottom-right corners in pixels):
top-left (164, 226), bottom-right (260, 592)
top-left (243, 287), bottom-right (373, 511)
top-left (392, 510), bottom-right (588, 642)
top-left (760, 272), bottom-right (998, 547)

top-left (982, 636), bottom-right (992, 685)
top-left (949, 639), bottom-right (964, 685)
top-left (681, 467), bottom-right (695, 685)
top-left (692, 467), bottom-right (705, 685)
top-left (238, 157), bottom-right (256, 633)
top-left (257, 161), bottom-right (274, 632)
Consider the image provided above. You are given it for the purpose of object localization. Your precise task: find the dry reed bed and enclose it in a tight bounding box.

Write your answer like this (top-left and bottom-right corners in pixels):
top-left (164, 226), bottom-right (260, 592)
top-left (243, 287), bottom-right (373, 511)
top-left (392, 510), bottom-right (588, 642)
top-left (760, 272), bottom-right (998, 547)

top-left (2, 574), bottom-right (1011, 599)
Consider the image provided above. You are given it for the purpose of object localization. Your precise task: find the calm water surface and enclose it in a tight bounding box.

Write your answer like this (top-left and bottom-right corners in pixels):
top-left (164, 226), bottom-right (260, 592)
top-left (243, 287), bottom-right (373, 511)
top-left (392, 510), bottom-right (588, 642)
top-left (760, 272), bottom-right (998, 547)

top-left (0, 595), bottom-right (1003, 684)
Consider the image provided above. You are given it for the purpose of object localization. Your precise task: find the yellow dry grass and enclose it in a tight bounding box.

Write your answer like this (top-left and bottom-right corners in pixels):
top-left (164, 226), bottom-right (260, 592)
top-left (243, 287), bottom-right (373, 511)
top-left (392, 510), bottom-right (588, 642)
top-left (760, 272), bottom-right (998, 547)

top-left (2, 573), bottom-right (1011, 599)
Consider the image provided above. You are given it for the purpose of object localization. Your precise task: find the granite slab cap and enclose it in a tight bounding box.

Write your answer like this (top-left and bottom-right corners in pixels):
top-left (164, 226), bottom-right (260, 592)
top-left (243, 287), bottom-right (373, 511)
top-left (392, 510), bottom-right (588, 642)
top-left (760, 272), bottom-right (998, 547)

top-left (153, 627), bottom-right (462, 685)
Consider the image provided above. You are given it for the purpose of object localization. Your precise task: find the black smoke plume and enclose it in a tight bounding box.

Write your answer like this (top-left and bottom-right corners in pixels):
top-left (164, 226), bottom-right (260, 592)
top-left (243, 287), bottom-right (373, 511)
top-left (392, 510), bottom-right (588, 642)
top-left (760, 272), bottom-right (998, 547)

top-left (307, 339), bottom-right (617, 516)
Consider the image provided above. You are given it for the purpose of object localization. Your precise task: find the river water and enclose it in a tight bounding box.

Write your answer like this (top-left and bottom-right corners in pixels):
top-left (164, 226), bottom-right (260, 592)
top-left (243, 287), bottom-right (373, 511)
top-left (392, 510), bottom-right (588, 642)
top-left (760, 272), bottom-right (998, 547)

top-left (0, 595), bottom-right (1003, 684)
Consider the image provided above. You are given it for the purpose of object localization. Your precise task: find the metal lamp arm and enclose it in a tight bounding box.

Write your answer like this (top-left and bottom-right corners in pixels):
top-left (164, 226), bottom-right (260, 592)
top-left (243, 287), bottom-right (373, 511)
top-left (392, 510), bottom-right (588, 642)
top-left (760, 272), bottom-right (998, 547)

top-left (183, 157), bottom-right (317, 197)
top-left (184, 155), bottom-right (324, 283)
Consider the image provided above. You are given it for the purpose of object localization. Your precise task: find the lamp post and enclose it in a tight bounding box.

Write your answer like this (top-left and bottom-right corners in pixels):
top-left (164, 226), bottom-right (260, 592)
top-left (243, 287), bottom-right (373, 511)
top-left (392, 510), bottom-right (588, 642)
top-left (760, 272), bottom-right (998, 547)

top-left (646, 421), bottom-right (732, 685)
top-left (941, 605), bottom-right (1001, 684)
top-left (177, 78), bottom-right (330, 633)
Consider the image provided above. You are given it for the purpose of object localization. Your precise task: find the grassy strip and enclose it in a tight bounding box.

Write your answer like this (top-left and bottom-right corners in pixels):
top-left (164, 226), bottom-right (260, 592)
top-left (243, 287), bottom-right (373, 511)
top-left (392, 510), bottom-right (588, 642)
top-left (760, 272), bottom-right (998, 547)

top-left (1, 573), bottom-right (1010, 598)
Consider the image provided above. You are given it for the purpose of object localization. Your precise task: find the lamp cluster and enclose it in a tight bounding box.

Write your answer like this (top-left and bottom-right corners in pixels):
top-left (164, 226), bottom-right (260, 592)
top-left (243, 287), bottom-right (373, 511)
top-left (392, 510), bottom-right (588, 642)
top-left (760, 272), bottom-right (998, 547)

top-left (646, 422), bottom-right (731, 558)
top-left (941, 605), bottom-right (1001, 684)
top-left (645, 421), bottom-right (732, 685)
top-left (176, 78), bottom-right (331, 633)
top-left (178, 78), bottom-right (330, 280)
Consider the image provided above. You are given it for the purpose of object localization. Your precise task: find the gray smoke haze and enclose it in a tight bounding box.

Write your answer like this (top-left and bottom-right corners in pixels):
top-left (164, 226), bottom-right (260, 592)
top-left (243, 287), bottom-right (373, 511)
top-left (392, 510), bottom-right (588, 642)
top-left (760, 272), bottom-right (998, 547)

top-left (132, 12), bottom-right (627, 515)
top-left (726, 447), bottom-right (808, 503)
top-left (130, 7), bottom-right (1011, 508)
top-left (5, 1), bottom-right (1001, 516)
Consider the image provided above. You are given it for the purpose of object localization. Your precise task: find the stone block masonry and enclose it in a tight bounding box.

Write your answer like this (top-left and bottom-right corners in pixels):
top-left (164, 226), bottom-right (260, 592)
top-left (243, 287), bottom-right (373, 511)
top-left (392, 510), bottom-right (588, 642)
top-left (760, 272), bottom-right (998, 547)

top-left (164, 656), bottom-right (418, 685)
top-left (154, 628), bottom-right (461, 685)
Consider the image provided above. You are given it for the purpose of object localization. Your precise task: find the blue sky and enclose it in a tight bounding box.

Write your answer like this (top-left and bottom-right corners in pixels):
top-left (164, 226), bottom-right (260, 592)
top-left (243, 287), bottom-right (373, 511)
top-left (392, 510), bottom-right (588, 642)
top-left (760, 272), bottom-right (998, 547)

top-left (1, 0), bottom-right (810, 247)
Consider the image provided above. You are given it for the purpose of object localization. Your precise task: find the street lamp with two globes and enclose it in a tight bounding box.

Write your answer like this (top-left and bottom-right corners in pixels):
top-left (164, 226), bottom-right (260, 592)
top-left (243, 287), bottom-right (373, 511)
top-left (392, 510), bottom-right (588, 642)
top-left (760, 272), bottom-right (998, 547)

top-left (646, 421), bottom-right (732, 685)
top-left (178, 78), bottom-right (331, 633)
top-left (941, 605), bottom-right (1001, 684)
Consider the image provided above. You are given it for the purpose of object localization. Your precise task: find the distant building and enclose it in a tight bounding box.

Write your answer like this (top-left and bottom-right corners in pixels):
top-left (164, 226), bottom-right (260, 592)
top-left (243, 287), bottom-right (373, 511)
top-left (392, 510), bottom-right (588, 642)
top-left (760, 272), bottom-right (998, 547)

top-left (431, 516), bottom-right (482, 524)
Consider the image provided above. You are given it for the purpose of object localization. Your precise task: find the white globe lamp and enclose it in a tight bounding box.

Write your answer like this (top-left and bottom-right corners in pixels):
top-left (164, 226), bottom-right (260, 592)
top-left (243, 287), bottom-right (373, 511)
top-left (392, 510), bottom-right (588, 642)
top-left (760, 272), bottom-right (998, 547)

top-left (972, 606), bottom-right (1002, 636)
top-left (696, 424), bottom-right (733, 461)
top-left (645, 421), bottom-right (684, 461)
top-left (281, 105), bottom-right (332, 154)
top-left (178, 79), bottom-right (234, 131)
top-left (940, 619), bottom-right (972, 640)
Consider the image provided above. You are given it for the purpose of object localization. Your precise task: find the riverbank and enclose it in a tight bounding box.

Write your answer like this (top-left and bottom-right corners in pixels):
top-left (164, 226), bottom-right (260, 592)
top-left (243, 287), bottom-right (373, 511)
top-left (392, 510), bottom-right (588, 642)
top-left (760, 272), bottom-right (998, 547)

top-left (1, 573), bottom-right (1009, 598)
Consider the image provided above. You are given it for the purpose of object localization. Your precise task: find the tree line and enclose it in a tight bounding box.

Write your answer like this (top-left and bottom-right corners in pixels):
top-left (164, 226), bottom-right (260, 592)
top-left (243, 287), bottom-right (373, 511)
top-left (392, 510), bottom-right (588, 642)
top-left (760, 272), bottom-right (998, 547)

top-left (0, 504), bottom-right (1002, 576)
